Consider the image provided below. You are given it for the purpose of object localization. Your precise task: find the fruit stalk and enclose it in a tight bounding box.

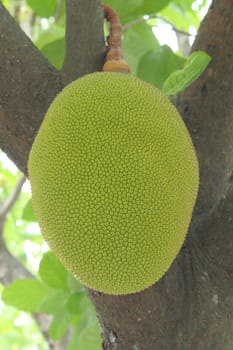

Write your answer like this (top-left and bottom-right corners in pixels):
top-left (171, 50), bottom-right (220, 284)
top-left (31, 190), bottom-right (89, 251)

top-left (102, 4), bottom-right (130, 74)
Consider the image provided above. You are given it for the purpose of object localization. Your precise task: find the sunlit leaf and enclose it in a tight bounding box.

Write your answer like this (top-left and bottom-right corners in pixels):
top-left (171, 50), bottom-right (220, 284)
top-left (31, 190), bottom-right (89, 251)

top-left (2, 279), bottom-right (51, 312)
top-left (105, 0), bottom-right (171, 24)
top-left (159, 2), bottom-right (199, 31)
top-left (138, 0), bottom-right (171, 15)
top-left (138, 45), bottom-right (185, 88)
top-left (22, 199), bottom-right (37, 222)
top-left (39, 251), bottom-right (68, 289)
top-left (41, 38), bottom-right (65, 69)
top-left (38, 289), bottom-right (70, 314)
top-left (49, 308), bottom-right (72, 340)
top-left (27, 0), bottom-right (57, 18)
top-left (36, 27), bottom-right (65, 49)
top-left (104, 0), bottom-right (143, 24)
top-left (123, 22), bottom-right (159, 75)
top-left (1, 0), bottom-right (11, 10)
top-left (66, 273), bottom-right (84, 293)
top-left (162, 51), bottom-right (211, 95)
top-left (66, 292), bottom-right (91, 315)
top-left (77, 316), bottom-right (102, 350)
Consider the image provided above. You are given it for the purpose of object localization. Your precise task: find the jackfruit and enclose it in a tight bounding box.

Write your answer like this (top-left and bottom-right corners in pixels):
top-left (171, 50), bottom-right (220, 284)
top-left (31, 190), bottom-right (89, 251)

top-left (28, 72), bottom-right (199, 295)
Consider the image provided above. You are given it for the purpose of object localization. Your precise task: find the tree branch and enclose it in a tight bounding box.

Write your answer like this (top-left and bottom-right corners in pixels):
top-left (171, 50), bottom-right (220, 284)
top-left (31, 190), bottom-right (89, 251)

top-left (0, 3), bottom-right (62, 174)
top-left (61, 0), bottom-right (105, 84)
top-left (176, 0), bottom-right (233, 221)
top-left (176, 0), bottom-right (233, 295)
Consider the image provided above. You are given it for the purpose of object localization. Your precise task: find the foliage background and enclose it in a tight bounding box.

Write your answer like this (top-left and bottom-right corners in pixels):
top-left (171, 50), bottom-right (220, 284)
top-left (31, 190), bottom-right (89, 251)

top-left (0, 0), bottom-right (211, 349)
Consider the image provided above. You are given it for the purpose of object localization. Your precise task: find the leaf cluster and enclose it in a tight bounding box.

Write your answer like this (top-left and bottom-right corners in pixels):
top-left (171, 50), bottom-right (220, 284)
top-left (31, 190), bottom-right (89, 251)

top-left (2, 251), bottom-right (102, 349)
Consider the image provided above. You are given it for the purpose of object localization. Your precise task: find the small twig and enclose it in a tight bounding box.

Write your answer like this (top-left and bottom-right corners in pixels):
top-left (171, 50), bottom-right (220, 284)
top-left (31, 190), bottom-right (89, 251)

top-left (0, 174), bottom-right (26, 222)
top-left (123, 15), bottom-right (195, 38)
top-left (102, 4), bottom-right (130, 73)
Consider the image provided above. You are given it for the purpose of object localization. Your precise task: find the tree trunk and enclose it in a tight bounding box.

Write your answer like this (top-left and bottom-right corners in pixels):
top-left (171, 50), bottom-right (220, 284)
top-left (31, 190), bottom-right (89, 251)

top-left (0, 1), bottom-right (232, 349)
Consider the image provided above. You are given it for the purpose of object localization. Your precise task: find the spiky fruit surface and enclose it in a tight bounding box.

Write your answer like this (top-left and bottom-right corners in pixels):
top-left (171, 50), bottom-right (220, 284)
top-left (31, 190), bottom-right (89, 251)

top-left (28, 72), bottom-right (199, 295)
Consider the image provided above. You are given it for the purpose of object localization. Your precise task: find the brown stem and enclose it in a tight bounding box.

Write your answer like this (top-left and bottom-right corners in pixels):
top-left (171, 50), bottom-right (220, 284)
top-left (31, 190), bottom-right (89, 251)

top-left (102, 4), bottom-right (130, 74)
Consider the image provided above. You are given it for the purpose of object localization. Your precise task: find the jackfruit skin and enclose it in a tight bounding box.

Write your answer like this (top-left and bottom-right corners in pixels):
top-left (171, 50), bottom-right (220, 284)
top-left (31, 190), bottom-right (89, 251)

top-left (28, 72), bottom-right (199, 295)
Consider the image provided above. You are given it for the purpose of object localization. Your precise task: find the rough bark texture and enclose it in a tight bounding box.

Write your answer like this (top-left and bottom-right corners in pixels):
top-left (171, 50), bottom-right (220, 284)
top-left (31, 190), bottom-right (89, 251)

top-left (0, 0), bottom-right (232, 349)
top-left (0, 4), bottom-right (62, 174)
top-left (177, 0), bottom-right (233, 220)
top-left (62, 0), bottom-right (105, 84)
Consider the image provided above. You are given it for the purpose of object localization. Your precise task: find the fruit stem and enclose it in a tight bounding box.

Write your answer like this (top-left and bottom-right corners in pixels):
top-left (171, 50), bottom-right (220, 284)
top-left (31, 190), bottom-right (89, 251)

top-left (102, 4), bottom-right (130, 74)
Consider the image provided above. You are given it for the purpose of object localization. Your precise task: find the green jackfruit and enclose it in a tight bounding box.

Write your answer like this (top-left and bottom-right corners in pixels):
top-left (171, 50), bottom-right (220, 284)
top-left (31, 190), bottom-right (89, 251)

top-left (28, 72), bottom-right (199, 295)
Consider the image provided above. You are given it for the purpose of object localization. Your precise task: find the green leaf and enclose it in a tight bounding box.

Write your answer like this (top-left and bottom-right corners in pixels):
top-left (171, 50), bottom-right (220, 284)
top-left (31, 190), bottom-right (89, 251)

top-left (162, 51), bottom-right (212, 95)
top-left (38, 289), bottom-right (70, 314)
top-left (104, 0), bottom-right (143, 24)
top-left (22, 199), bottom-right (37, 222)
top-left (105, 0), bottom-right (171, 24)
top-left (2, 279), bottom-right (51, 312)
top-left (36, 26), bottom-right (65, 49)
top-left (77, 316), bottom-right (102, 350)
top-left (159, 2), bottom-right (199, 31)
top-left (138, 0), bottom-right (171, 15)
top-left (39, 251), bottom-right (68, 289)
top-left (27, 0), bottom-right (57, 18)
top-left (49, 309), bottom-right (72, 340)
top-left (41, 38), bottom-right (65, 69)
top-left (66, 292), bottom-right (91, 315)
top-left (1, 0), bottom-right (10, 10)
top-left (66, 274), bottom-right (84, 293)
top-left (68, 315), bottom-right (101, 350)
top-left (137, 45), bottom-right (185, 89)
top-left (123, 22), bottom-right (159, 75)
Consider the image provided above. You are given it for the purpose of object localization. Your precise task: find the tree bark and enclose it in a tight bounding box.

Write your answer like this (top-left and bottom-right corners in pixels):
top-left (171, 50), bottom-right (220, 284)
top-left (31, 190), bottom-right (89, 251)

top-left (0, 0), bottom-right (232, 349)
top-left (62, 0), bottom-right (105, 85)
top-left (0, 4), bottom-right (62, 173)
